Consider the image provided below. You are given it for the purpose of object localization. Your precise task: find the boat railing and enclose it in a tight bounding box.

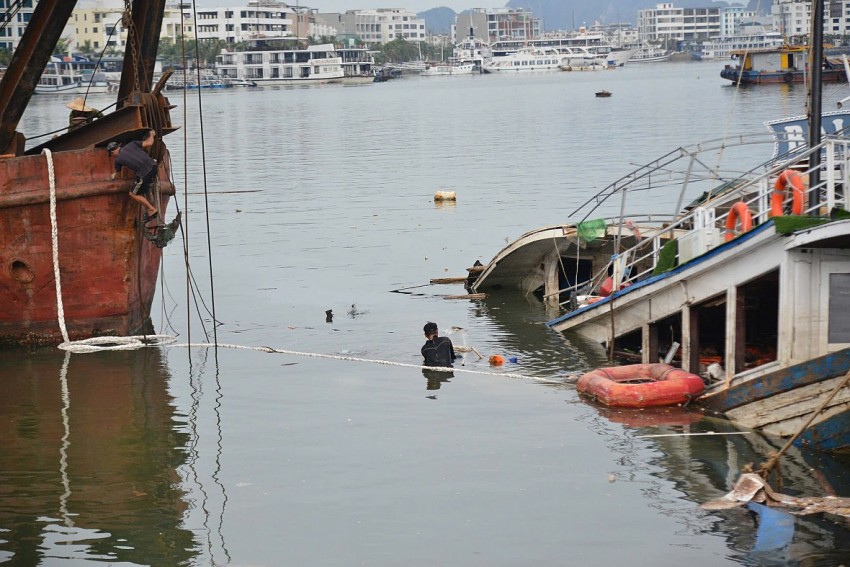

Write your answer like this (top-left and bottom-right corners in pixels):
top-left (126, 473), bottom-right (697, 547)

top-left (557, 136), bottom-right (850, 307)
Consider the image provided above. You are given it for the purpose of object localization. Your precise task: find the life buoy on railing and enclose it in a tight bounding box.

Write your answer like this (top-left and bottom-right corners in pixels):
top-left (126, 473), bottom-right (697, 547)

top-left (771, 169), bottom-right (805, 217)
top-left (576, 363), bottom-right (705, 408)
top-left (783, 71), bottom-right (794, 83)
top-left (724, 201), bottom-right (753, 242)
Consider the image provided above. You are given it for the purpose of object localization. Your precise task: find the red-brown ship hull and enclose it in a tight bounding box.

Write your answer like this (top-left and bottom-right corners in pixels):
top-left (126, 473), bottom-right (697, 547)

top-left (0, 147), bottom-right (173, 345)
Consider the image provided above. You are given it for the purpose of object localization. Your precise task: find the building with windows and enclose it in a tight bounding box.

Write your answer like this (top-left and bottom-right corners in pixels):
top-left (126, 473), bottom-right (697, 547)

top-left (71, 1), bottom-right (193, 53)
top-left (323, 9), bottom-right (425, 45)
top-left (453, 8), bottom-right (540, 44)
top-left (637, 3), bottom-right (722, 43)
top-left (770, 0), bottom-right (850, 40)
top-left (0, 0), bottom-right (36, 52)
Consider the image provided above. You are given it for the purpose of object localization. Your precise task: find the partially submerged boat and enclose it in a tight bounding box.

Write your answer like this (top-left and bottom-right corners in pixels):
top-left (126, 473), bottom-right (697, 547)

top-left (0, 0), bottom-right (178, 346)
top-left (470, 105), bottom-right (850, 450)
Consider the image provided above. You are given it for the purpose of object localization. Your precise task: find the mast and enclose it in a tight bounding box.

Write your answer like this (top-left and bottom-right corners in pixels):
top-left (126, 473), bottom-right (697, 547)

top-left (808, 0), bottom-right (824, 205)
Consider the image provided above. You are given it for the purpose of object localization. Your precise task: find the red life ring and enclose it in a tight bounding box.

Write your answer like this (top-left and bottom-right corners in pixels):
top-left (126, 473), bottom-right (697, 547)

top-left (576, 363), bottom-right (705, 408)
top-left (771, 169), bottom-right (805, 217)
top-left (724, 202), bottom-right (753, 242)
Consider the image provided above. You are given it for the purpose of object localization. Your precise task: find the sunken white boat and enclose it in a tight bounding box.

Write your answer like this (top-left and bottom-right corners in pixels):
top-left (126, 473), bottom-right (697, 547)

top-left (471, 113), bottom-right (850, 451)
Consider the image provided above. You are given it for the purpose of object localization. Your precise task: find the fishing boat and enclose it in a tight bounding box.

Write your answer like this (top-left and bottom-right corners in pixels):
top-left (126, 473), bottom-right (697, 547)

top-left (470, 6), bottom-right (850, 451)
top-left (0, 0), bottom-right (178, 346)
top-left (720, 44), bottom-right (848, 85)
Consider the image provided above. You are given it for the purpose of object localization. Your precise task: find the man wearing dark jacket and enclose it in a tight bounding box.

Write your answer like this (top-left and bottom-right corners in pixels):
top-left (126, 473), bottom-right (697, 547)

top-left (421, 322), bottom-right (457, 367)
top-left (108, 129), bottom-right (159, 222)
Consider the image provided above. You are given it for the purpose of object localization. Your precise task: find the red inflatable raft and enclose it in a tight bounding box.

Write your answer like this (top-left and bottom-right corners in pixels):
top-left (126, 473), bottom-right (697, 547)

top-left (576, 363), bottom-right (705, 408)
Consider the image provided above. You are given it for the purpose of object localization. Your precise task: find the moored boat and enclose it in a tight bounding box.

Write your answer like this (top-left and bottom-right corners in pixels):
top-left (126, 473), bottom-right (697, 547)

top-left (216, 41), bottom-right (344, 85)
top-left (720, 44), bottom-right (848, 85)
top-left (0, 0), bottom-right (178, 346)
top-left (628, 45), bottom-right (673, 63)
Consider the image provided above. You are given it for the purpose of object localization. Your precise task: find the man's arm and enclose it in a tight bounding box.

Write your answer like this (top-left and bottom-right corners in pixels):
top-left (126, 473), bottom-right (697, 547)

top-left (141, 129), bottom-right (156, 149)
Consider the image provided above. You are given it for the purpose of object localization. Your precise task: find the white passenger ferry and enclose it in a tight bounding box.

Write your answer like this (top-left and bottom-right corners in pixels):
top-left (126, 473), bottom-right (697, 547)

top-left (698, 31), bottom-right (784, 60)
top-left (216, 42), bottom-right (344, 85)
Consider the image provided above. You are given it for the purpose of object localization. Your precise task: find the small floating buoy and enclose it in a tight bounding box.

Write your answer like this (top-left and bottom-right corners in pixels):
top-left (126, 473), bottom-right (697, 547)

top-left (489, 355), bottom-right (505, 366)
top-left (434, 190), bottom-right (457, 201)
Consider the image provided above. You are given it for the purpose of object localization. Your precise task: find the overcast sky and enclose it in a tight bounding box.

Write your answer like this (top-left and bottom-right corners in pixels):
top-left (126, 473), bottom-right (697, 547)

top-left (191, 0), bottom-right (483, 14)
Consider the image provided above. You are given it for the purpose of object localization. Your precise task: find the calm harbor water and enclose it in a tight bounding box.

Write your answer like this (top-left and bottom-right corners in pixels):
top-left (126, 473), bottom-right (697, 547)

top-left (3, 61), bottom-right (850, 565)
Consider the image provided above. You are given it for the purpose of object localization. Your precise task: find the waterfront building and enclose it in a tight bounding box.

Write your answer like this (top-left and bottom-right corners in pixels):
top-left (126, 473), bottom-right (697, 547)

top-left (453, 8), bottom-right (540, 45)
top-left (71, 1), bottom-right (194, 52)
top-left (0, 0), bottom-right (36, 52)
top-left (319, 8), bottom-right (425, 45)
top-left (637, 3), bottom-right (722, 43)
top-left (770, 0), bottom-right (850, 40)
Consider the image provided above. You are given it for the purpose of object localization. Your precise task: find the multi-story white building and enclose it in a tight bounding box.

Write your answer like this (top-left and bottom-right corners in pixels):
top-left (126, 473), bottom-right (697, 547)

top-left (190, 0), bottom-right (294, 43)
top-left (771, 0), bottom-right (850, 41)
top-left (453, 8), bottom-right (540, 44)
top-left (0, 0), bottom-right (36, 52)
top-left (71, 1), bottom-right (194, 52)
top-left (637, 3), bottom-right (722, 43)
top-left (325, 9), bottom-right (425, 45)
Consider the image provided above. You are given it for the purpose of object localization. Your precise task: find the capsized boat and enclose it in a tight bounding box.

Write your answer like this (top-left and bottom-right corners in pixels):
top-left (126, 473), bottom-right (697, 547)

top-left (470, 108), bottom-right (850, 451)
top-left (0, 0), bottom-right (178, 346)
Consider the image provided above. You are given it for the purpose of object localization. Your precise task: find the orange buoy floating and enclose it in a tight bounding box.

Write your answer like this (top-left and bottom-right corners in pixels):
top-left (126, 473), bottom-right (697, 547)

top-left (489, 354), bottom-right (505, 366)
top-left (576, 363), bottom-right (705, 408)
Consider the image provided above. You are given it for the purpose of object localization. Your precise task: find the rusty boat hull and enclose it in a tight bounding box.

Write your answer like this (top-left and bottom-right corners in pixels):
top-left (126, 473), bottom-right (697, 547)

top-left (0, 147), bottom-right (174, 345)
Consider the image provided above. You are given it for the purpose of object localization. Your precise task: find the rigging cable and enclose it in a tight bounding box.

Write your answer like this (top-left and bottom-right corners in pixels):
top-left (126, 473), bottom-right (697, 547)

top-left (191, 1), bottom-right (220, 357)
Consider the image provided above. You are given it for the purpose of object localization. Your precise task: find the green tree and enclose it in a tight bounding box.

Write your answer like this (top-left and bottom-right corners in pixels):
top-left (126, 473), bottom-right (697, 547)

top-left (53, 36), bottom-right (71, 56)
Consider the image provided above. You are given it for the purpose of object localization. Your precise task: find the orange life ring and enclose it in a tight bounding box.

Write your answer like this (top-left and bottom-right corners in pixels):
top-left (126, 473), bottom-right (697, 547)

top-left (771, 169), bottom-right (805, 217)
top-left (724, 202), bottom-right (753, 242)
top-left (576, 363), bottom-right (705, 408)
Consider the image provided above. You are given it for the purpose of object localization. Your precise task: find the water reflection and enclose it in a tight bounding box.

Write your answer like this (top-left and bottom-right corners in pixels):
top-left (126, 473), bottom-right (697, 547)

top-left (591, 404), bottom-right (850, 564)
top-left (0, 348), bottom-right (195, 565)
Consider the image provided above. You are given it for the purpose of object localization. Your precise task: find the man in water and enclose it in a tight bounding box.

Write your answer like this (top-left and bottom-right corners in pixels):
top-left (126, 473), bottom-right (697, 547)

top-left (421, 322), bottom-right (457, 367)
top-left (108, 129), bottom-right (159, 223)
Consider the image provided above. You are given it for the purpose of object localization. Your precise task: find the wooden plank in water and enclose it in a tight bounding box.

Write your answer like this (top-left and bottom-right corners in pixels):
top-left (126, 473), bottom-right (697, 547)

top-left (430, 277), bottom-right (468, 285)
top-left (443, 293), bottom-right (487, 300)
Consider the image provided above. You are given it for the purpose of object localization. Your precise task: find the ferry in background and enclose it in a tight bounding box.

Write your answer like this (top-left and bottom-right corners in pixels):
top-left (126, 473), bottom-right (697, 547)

top-left (483, 46), bottom-right (599, 73)
top-left (489, 28), bottom-right (635, 67)
top-left (36, 55), bottom-right (111, 94)
top-left (696, 30), bottom-right (784, 60)
top-left (421, 62), bottom-right (477, 76)
top-left (628, 45), bottom-right (674, 63)
top-left (338, 46), bottom-right (375, 83)
top-left (216, 41), bottom-right (344, 85)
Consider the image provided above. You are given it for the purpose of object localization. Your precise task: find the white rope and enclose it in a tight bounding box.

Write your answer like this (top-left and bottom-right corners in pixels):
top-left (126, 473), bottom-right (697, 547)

top-left (43, 148), bottom-right (179, 354)
top-left (58, 351), bottom-right (74, 527)
top-left (44, 148), bottom-right (70, 345)
top-left (165, 341), bottom-right (567, 384)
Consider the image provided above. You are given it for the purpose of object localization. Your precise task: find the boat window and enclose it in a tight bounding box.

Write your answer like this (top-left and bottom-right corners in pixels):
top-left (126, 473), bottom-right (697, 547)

top-left (737, 269), bottom-right (779, 370)
top-left (613, 328), bottom-right (642, 364)
top-left (828, 273), bottom-right (850, 343)
top-left (689, 295), bottom-right (726, 376)
top-left (648, 312), bottom-right (682, 365)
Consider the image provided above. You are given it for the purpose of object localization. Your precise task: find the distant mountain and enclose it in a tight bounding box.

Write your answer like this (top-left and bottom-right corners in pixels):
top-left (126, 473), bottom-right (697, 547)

top-left (503, 0), bottom-right (764, 31)
top-left (419, 7), bottom-right (457, 35)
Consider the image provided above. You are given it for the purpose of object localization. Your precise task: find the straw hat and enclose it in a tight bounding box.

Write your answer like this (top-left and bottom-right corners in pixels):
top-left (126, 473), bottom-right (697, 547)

top-left (65, 97), bottom-right (94, 112)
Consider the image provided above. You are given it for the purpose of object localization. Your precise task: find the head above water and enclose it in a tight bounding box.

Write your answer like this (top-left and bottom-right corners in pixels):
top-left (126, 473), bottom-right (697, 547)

top-left (423, 322), bottom-right (438, 337)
